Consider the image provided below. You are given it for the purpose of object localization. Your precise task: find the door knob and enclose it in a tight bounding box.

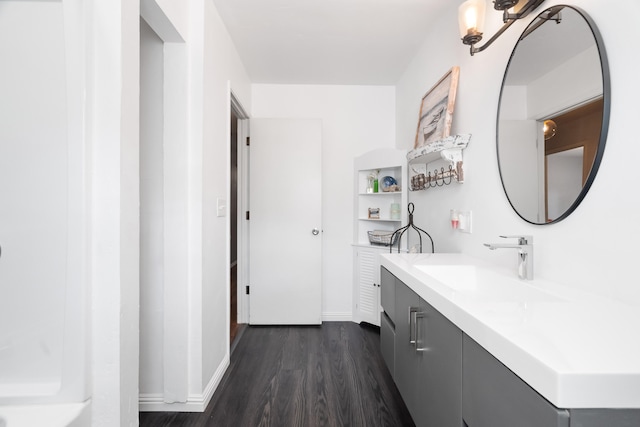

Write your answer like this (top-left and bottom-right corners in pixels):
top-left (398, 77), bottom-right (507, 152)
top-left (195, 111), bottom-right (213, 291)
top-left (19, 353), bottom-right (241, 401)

top-left (312, 228), bottom-right (320, 235)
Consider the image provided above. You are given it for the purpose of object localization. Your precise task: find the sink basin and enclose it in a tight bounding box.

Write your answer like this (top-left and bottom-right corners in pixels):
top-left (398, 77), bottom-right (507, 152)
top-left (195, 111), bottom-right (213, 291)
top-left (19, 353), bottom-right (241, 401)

top-left (414, 263), bottom-right (565, 303)
top-left (415, 264), bottom-right (477, 290)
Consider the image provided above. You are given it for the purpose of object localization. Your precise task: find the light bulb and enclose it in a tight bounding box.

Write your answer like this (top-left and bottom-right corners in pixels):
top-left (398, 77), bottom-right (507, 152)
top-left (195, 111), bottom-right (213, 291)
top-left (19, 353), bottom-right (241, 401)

top-left (459, 0), bottom-right (486, 43)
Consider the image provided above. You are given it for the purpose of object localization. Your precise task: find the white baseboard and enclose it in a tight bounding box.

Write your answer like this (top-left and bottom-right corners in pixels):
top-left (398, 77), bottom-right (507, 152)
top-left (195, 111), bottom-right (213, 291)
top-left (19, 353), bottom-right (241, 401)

top-left (139, 355), bottom-right (230, 412)
top-left (321, 311), bottom-right (353, 322)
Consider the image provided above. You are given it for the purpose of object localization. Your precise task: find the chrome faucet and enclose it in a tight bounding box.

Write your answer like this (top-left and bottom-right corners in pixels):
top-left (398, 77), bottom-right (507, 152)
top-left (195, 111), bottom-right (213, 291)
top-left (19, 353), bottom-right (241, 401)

top-left (484, 235), bottom-right (533, 280)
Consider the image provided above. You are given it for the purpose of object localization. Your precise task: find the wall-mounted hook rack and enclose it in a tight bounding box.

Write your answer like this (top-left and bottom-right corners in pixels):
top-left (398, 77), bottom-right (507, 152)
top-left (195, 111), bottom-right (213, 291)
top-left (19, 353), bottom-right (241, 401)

top-left (407, 134), bottom-right (471, 191)
top-left (411, 164), bottom-right (457, 190)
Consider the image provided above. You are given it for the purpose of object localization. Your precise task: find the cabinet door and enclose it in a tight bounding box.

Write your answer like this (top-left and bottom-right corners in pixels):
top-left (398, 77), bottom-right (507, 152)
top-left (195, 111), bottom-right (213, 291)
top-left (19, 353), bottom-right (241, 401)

top-left (463, 334), bottom-right (569, 427)
top-left (380, 266), bottom-right (396, 377)
top-left (380, 266), bottom-right (396, 323)
top-left (394, 279), bottom-right (420, 419)
top-left (354, 247), bottom-right (381, 325)
top-left (380, 311), bottom-right (395, 379)
top-left (415, 298), bottom-right (463, 427)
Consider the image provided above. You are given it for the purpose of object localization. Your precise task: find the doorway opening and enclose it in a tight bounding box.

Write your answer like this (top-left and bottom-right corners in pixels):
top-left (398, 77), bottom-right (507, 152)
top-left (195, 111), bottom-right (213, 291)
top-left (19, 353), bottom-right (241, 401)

top-left (229, 92), bottom-right (249, 347)
top-left (139, 8), bottom-right (189, 406)
top-left (542, 98), bottom-right (603, 222)
top-left (230, 107), bottom-right (239, 344)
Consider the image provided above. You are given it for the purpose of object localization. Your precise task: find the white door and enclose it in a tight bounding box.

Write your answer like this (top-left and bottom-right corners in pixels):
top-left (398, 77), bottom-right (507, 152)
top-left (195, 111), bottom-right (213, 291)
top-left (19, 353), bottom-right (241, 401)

top-left (249, 119), bottom-right (322, 325)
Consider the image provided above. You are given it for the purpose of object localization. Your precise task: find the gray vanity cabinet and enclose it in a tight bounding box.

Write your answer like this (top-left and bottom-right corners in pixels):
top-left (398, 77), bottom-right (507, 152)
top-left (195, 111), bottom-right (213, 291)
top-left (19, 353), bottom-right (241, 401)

top-left (380, 267), bottom-right (396, 322)
top-left (382, 267), bottom-right (640, 427)
top-left (380, 312), bottom-right (395, 378)
top-left (393, 278), bottom-right (420, 417)
top-left (462, 335), bottom-right (640, 427)
top-left (462, 334), bottom-right (569, 427)
top-left (380, 267), bottom-right (396, 378)
top-left (392, 272), bottom-right (463, 427)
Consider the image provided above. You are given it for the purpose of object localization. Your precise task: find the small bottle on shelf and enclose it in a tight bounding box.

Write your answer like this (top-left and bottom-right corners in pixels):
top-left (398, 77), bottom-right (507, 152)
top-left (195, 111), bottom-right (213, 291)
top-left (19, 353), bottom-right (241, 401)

top-left (366, 173), bottom-right (375, 193)
top-left (373, 169), bottom-right (379, 193)
top-left (390, 203), bottom-right (401, 220)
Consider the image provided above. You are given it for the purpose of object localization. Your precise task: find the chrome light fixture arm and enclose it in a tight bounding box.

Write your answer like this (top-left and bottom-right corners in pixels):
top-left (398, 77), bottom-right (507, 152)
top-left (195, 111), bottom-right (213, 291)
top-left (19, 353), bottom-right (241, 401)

top-left (461, 0), bottom-right (546, 56)
top-left (466, 18), bottom-right (517, 55)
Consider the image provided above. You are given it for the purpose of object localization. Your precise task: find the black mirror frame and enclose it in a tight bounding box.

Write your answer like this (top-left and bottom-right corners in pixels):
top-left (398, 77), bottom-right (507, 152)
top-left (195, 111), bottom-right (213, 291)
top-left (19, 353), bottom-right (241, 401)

top-left (496, 5), bottom-right (610, 225)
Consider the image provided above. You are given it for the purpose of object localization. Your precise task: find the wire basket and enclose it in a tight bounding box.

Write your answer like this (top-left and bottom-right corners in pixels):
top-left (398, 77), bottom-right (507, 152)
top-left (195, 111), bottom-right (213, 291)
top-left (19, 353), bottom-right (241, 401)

top-left (368, 230), bottom-right (398, 247)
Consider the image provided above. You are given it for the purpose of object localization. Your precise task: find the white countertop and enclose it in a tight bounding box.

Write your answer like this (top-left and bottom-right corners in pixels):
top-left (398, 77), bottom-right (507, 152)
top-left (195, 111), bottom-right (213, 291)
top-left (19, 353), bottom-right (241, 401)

top-left (380, 252), bottom-right (640, 409)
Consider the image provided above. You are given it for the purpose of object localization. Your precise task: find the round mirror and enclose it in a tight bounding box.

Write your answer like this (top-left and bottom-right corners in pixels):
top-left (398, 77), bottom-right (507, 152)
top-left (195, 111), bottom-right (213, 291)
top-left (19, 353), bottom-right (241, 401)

top-left (496, 5), bottom-right (610, 224)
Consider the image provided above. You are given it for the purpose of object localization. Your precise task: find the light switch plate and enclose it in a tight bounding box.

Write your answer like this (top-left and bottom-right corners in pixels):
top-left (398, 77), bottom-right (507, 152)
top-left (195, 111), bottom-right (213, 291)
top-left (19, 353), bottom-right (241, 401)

top-left (217, 198), bottom-right (226, 217)
top-left (458, 210), bottom-right (472, 233)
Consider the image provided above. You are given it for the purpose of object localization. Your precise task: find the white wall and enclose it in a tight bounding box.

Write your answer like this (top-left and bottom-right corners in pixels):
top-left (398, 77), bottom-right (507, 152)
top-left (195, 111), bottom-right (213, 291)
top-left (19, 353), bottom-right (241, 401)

top-left (139, 17), bottom-right (165, 397)
top-left (89, 0), bottom-right (141, 424)
top-left (139, 0), bottom-right (193, 408)
top-left (79, 0), bottom-right (253, 420)
top-left (251, 84), bottom-right (396, 319)
top-left (527, 45), bottom-right (602, 119)
top-left (190, 0), bottom-right (253, 408)
top-left (396, 0), bottom-right (640, 304)
top-left (136, 0), bottom-right (253, 414)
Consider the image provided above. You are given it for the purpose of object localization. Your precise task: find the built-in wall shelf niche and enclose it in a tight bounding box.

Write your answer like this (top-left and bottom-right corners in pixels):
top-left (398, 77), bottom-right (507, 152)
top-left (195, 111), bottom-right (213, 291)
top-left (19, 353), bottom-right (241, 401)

top-left (408, 134), bottom-right (471, 191)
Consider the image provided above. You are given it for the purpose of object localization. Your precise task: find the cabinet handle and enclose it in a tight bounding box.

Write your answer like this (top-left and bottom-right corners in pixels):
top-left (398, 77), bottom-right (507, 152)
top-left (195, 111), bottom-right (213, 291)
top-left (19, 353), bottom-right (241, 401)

top-left (415, 312), bottom-right (428, 352)
top-left (409, 307), bottom-right (419, 345)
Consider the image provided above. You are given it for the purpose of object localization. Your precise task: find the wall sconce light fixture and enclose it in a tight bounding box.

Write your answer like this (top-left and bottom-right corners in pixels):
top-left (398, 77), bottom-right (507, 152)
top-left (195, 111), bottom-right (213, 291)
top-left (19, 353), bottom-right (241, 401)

top-left (459, 0), bottom-right (545, 55)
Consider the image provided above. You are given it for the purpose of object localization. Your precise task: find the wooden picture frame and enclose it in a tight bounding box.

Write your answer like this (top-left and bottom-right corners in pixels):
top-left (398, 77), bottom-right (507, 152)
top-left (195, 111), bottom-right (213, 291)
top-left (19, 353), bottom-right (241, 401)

top-left (414, 66), bottom-right (460, 149)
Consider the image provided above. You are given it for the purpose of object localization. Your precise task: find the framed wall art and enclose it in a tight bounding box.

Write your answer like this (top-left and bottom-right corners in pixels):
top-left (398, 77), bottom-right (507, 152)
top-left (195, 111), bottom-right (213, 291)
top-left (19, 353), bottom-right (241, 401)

top-left (414, 66), bottom-right (460, 149)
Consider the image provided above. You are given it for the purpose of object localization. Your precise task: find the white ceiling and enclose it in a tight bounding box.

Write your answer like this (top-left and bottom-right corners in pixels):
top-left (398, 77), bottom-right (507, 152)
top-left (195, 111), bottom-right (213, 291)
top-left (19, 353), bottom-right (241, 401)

top-left (212, 0), bottom-right (451, 85)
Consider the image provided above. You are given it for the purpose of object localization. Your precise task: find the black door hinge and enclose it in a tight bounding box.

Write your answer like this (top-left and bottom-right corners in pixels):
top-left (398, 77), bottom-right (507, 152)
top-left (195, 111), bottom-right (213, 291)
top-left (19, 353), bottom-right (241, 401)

top-left (246, 137), bottom-right (250, 146)
top-left (246, 211), bottom-right (250, 220)
top-left (246, 285), bottom-right (250, 295)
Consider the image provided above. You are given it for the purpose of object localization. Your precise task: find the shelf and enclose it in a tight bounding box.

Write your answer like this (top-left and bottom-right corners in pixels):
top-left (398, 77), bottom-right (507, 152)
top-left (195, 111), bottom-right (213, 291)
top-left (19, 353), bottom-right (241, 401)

top-left (354, 148), bottom-right (408, 251)
top-left (352, 242), bottom-right (408, 252)
top-left (359, 191), bottom-right (402, 196)
top-left (407, 134), bottom-right (471, 190)
top-left (407, 134), bottom-right (470, 165)
top-left (354, 243), bottom-right (397, 249)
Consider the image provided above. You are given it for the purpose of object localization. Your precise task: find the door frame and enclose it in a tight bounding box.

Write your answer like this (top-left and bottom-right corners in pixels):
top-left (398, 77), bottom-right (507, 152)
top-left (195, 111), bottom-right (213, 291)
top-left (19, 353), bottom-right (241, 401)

top-left (229, 89), bottom-right (250, 325)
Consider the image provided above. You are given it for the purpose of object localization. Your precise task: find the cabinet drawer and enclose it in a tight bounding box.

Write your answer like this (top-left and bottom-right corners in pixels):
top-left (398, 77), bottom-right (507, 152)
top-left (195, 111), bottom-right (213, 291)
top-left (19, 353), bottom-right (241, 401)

top-left (380, 266), bottom-right (396, 323)
top-left (380, 311), bottom-right (395, 379)
top-left (463, 335), bottom-right (569, 427)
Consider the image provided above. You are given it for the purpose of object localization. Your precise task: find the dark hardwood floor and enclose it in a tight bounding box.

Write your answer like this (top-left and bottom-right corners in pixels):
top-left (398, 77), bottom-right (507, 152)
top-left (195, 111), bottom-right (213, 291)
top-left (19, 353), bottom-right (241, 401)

top-left (139, 322), bottom-right (414, 427)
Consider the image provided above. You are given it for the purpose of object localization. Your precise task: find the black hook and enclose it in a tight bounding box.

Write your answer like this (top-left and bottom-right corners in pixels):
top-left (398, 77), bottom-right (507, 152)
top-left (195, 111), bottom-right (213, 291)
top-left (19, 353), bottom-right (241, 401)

top-left (411, 165), bottom-right (458, 191)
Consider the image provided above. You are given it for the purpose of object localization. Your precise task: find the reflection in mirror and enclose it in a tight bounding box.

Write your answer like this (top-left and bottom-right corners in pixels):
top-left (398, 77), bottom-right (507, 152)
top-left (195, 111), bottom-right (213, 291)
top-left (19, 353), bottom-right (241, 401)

top-left (497, 6), bottom-right (609, 224)
top-left (547, 147), bottom-right (583, 220)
